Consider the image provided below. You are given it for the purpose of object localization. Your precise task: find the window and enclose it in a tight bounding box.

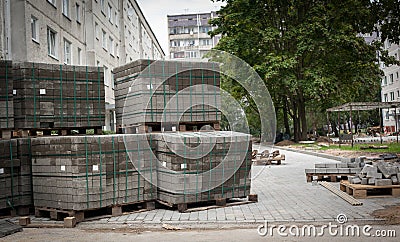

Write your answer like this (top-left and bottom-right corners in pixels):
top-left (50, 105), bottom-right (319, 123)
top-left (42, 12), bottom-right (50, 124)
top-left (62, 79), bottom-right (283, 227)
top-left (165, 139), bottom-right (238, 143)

top-left (104, 66), bottom-right (109, 86)
top-left (64, 39), bottom-right (71, 64)
top-left (202, 39), bottom-right (210, 46)
top-left (384, 93), bottom-right (388, 102)
top-left (100, 0), bottom-right (105, 12)
top-left (115, 43), bottom-right (119, 57)
top-left (102, 30), bottom-right (107, 50)
top-left (77, 47), bottom-right (82, 65)
top-left (47, 27), bottom-right (57, 57)
top-left (108, 4), bottom-right (113, 24)
top-left (390, 74), bottom-right (394, 83)
top-left (95, 22), bottom-right (99, 40)
top-left (115, 12), bottom-right (118, 27)
top-left (62, 0), bottom-right (69, 17)
top-left (397, 72), bottom-right (399, 79)
top-left (386, 111), bottom-right (389, 120)
top-left (75, 3), bottom-right (81, 23)
top-left (397, 90), bottom-right (400, 98)
top-left (384, 76), bottom-right (387, 85)
top-left (109, 37), bottom-right (114, 56)
top-left (47, 0), bottom-right (56, 7)
top-left (31, 16), bottom-right (39, 42)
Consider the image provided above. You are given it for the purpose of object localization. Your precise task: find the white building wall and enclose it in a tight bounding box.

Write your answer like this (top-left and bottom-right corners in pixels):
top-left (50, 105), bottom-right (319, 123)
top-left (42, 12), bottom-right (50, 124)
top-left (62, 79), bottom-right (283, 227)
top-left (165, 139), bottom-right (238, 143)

top-left (381, 40), bottom-right (400, 133)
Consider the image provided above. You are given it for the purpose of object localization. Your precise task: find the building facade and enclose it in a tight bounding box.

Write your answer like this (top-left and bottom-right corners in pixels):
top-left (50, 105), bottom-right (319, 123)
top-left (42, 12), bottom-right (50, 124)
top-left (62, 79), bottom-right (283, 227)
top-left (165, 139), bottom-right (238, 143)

top-left (0, 0), bottom-right (164, 131)
top-left (381, 40), bottom-right (400, 133)
top-left (168, 12), bottom-right (220, 60)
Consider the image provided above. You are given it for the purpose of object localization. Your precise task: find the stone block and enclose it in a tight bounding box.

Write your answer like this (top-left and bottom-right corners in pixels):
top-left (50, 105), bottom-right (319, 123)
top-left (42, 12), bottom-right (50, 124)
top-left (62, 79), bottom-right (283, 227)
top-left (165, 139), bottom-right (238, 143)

top-left (64, 217), bottom-right (76, 228)
top-left (368, 177), bottom-right (375, 185)
top-left (391, 175), bottom-right (398, 185)
top-left (375, 179), bottom-right (392, 186)
top-left (366, 171), bottom-right (382, 179)
top-left (361, 178), bottom-right (368, 185)
top-left (351, 177), bottom-right (361, 184)
top-left (112, 206), bottom-right (122, 216)
top-left (19, 217), bottom-right (31, 226)
top-left (377, 161), bottom-right (391, 179)
top-left (248, 194), bottom-right (258, 202)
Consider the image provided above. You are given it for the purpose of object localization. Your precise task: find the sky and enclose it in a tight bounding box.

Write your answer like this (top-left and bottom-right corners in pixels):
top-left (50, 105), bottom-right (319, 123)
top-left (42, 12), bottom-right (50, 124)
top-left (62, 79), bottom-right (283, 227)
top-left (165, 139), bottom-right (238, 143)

top-left (136, 0), bottom-right (226, 57)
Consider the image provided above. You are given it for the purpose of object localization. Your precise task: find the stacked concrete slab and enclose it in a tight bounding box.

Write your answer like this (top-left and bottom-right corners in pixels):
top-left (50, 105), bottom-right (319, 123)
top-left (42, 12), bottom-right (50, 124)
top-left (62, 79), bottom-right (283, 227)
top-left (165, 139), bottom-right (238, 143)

top-left (113, 60), bottom-right (221, 130)
top-left (349, 160), bottom-right (400, 186)
top-left (305, 162), bottom-right (363, 174)
top-left (154, 131), bottom-right (252, 205)
top-left (0, 139), bottom-right (32, 213)
top-left (31, 134), bottom-right (156, 211)
top-left (0, 61), bottom-right (14, 130)
top-left (13, 62), bottom-right (105, 129)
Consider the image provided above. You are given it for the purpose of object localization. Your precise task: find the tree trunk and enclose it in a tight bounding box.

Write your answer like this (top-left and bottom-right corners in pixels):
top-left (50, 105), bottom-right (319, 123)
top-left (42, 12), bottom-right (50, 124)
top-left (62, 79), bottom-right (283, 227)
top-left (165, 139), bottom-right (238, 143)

top-left (283, 98), bottom-right (290, 135)
top-left (298, 94), bottom-right (308, 141)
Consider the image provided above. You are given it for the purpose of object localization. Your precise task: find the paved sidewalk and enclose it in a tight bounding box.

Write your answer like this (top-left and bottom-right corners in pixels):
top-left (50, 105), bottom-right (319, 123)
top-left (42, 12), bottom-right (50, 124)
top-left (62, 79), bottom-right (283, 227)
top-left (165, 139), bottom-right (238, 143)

top-left (10, 145), bottom-right (398, 227)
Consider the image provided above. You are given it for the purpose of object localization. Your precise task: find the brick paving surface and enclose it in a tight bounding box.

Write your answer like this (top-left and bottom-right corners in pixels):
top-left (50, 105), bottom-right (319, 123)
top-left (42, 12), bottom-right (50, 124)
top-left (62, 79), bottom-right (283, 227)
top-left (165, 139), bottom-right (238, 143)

top-left (9, 146), bottom-right (399, 227)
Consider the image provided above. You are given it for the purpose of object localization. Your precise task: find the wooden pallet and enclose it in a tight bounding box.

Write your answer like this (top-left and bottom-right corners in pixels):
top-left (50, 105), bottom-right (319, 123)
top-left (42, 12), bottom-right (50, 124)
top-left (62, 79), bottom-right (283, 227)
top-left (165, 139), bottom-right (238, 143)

top-left (340, 180), bottom-right (400, 199)
top-left (0, 220), bottom-right (22, 238)
top-left (34, 200), bottom-right (155, 222)
top-left (0, 206), bottom-right (32, 218)
top-left (306, 173), bottom-right (353, 182)
top-left (318, 181), bottom-right (363, 206)
top-left (12, 127), bottom-right (102, 137)
top-left (158, 194), bottom-right (257, 213)
top-left (119, 122), bottom-right (220, 134)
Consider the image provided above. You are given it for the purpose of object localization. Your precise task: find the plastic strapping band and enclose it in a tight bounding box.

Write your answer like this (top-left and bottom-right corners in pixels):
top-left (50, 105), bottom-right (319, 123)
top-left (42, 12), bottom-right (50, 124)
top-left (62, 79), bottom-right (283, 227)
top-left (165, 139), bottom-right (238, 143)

top-left (137, 136), bottom-right (141, 200)
top-left (112, 136), bottom-right (116, 204)
top-left (98, 67), bottom-right (102, 127)
top-left (98, 136), bottom-right (103, 208)
top-left (84, 136), bottom-right (89, 209)
top-left (86, 66), bottom-right (90, 126)
top-left (60, 65), bottom-right (64, 125)
top-left (73, 66), bottom-right (77, 126)
top-left (32, 63), bottom-right (37, 128)
top-left (183, 136), bottom-right (187, 202)
top-left (243, 135), bottom-right (249, 196)
top-left (10, 141), bottom-right (14, 205)
top-left (233, 136), bottom-right (238, 197)
top-left (5, 62), bottom-right (9, 128)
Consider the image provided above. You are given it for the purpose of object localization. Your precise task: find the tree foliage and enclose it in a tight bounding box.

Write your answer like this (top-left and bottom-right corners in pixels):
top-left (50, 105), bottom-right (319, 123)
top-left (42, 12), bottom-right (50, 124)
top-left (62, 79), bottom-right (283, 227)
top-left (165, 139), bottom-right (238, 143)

top-left (210, 0), bottom-right (399, 141)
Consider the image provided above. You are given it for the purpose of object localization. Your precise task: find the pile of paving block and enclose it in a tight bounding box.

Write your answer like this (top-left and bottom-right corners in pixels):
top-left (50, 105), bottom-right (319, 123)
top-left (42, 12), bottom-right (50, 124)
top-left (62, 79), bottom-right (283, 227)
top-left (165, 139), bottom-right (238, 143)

top-left (31, 135), bottom-right (156, 211)
top-left (349, 160), bottom-right (400, 186)
top-left (113, 59), bottom-right (252, 208)
top-left (13, 62), bottom-right (105, 129)
top-left (113, 59), bottom-right (221, 132)
top-left (154, 131), bottom-right (252, 206)
top-left (0, 139), bottom-right (32, 215)
top-left (0, 61), bottom-right (14, 130)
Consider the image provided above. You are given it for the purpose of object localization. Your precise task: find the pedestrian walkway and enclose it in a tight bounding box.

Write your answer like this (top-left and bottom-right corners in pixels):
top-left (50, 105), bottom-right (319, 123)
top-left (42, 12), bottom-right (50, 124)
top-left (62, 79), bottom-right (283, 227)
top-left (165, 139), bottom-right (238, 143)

top-left (10, 145), bottom-right (397, 227)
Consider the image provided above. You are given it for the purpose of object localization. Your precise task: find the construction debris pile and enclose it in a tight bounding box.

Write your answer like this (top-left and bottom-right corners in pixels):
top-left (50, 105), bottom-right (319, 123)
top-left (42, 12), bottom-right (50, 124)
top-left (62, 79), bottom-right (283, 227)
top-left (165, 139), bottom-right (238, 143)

top-left (349, 160), bottom-right (400, 186)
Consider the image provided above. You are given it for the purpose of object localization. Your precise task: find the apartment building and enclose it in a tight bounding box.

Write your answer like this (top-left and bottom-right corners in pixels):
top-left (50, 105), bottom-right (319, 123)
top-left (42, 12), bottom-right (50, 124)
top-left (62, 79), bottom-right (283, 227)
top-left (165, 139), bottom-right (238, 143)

top-left (168, 12), bottom-right (220, 60)
top-left (0, 0), bottom-right (165, 131)
top-left (381, 40), bottom-right (400, 133)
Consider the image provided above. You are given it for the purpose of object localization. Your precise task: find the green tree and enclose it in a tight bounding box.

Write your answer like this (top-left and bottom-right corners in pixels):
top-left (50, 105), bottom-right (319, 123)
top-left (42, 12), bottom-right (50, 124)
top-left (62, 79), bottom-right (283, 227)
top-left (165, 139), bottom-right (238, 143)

top-left (210, 0), bottom-right (398, 141)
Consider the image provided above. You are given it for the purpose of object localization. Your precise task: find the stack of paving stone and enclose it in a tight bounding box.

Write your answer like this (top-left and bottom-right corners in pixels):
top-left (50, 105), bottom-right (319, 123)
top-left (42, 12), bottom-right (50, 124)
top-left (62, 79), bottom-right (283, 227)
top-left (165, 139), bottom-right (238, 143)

top-left (113, 59), bottom-right (221, 131)
top-left (31, 134), bottom-right (156, 211)
top-left (349, 160), bottom-right (400, 186)
top-left (0, 60), bottom-right (14, 130)
top-left (0, 139), bottom-right (32, 214)
top-left (154, 131), bottom-right (252, 205)
top-left (306, 162), bottom-right (363, 174)
top-left (13, 62), bottom-right (105, 129)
